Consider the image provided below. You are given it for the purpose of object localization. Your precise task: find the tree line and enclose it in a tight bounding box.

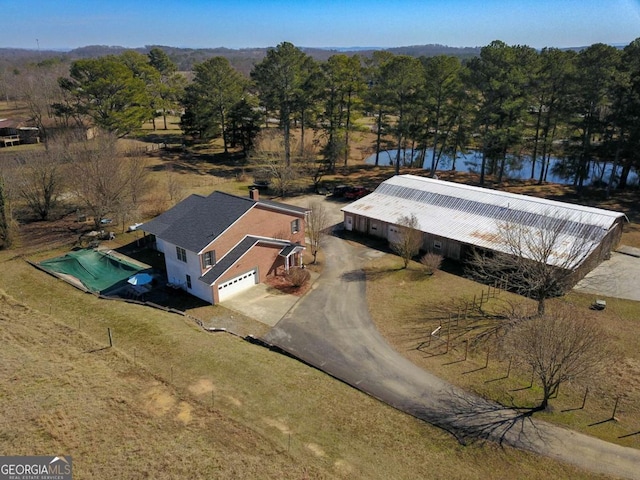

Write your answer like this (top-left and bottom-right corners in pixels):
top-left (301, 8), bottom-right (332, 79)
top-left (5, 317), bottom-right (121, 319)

top-left (18, 39), bottom-right (634, 190)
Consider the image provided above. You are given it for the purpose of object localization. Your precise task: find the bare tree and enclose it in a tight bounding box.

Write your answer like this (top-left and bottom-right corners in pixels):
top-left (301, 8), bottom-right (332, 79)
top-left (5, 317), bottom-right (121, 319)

top-left (0, 174), bottom-right (16, 249)
top-left (306, 201), bottom-right (330, 264)
top-left (390, 214), bottom-right (423, 269)
top-left (165, 165), bottom-right (185, 205)
top-left (113, 151), bottom-right (153, 232)
top-left (250, 130), bottom-right (319, 197)
top-left (14, 62), bottom-right (66, 142)
top-left (420, 252), bottom-right (443, 275)
top-left (250, 130), bottom-right (298, 197)
top-left (504, 305), bottom-right (614, 411)
top-left (65, 132), bottom-right (153, 229)
top-left (468, 215), bottom-right (601, 315)
top-left (12, 140), bottom-right (67, 220)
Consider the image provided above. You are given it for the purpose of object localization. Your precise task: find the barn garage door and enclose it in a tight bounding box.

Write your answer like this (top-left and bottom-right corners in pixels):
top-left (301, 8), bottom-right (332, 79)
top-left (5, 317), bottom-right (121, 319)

top-left (217, 269), bottom-right (257, 302)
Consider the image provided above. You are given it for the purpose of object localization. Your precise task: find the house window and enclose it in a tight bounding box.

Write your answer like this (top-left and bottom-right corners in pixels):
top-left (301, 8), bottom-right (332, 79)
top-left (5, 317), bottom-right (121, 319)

top-left (433, 240), bottom-right (442, 250)
top-left (186, 274), bottom-right (192, 289)
top-left (291, 218), bottom-right (300, 234)
top-left (371, 222), bottom-right (378, 231)
top-left (202, 250), bottom-right (215, 269)
top-left (176, 246), bottom-right (187, 262)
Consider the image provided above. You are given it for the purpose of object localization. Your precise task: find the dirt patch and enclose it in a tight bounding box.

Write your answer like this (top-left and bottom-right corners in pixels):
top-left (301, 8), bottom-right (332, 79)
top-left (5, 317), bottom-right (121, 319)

top-left (141, 382), bottom-right (176, 417)
top-left (263, 417), bottom-right (291, 434)
top-left (305, 443), bottom-right (326, 457)
top-left (188, 378), bottom-right (215, 396)
top-left (333, 459), bottom-right (354, 475)
top-left (175, 401), bottom-right (193, 425)
top-left (14, 213), bottom-right (92, 253)
top-left (226, 395), bottom-right (242, 407)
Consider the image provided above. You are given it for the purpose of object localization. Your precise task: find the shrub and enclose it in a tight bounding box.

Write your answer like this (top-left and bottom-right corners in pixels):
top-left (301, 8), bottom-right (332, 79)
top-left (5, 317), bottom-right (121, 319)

top-left (420, 252), bottom-right (443, 275)
top-left (286, 267), bottom-right (311, 287)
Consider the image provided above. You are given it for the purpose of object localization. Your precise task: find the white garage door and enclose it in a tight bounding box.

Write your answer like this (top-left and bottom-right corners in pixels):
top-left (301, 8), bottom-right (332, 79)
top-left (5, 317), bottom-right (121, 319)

top-left (217, 269), bottom-right (258, 302)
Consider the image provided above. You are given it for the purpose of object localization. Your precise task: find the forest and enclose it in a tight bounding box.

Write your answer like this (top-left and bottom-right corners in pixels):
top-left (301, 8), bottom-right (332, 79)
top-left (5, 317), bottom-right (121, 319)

top-left (2, 38), bottom-right (640, 195)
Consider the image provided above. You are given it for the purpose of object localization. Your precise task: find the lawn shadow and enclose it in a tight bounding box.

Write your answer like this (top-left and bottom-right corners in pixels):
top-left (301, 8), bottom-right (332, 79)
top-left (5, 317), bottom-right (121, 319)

top-left (410, 386), bottom-right (546, 447)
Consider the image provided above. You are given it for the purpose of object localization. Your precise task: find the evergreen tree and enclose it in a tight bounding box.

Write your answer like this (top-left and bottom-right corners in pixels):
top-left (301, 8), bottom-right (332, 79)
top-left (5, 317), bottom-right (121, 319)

top-left (251, 42), bottom-right (311, 166)
top-left (181, 57), bottom-right (247, 150)
top-left (53, 55), bottom-right (151, 136)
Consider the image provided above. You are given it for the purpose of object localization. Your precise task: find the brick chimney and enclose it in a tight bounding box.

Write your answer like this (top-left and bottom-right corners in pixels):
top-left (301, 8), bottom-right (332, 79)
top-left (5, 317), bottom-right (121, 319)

top-left (249, 188), bottom-right (259, 201)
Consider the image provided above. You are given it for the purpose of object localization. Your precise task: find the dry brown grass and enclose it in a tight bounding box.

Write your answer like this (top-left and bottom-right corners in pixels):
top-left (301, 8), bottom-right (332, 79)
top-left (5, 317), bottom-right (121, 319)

top-left (0, 102), bottom-right (635, 478)
top-left (365, 254), bottom-right (640, 448)
top-left (0, 256), bottom-right (603, 479)
top-left (0, 291), bottom-right (320, 479)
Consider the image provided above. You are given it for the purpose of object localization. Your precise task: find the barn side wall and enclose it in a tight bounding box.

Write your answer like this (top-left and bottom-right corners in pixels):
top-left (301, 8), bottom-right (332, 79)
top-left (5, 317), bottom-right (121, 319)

top-left (569, 218), bottom-right (625, 287)
top-left (345, 213), bottom-right (464, 260)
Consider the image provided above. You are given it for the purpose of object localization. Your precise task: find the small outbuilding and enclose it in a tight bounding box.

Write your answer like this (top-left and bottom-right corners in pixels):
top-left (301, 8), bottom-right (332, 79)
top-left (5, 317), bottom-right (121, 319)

top-left (341, 175), bottom-right (626, 278)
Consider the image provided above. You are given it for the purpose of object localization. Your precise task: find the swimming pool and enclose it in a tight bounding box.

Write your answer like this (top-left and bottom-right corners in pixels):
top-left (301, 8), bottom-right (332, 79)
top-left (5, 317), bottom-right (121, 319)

top-left (38, 249), bottom-right (148, 294)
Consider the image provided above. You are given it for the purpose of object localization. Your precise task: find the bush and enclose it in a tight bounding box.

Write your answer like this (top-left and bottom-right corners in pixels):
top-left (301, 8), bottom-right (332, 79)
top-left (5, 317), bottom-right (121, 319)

top-left (420, 252), bottom-right (443, 275)
top-left (286, 267), bottom-right (311, 287)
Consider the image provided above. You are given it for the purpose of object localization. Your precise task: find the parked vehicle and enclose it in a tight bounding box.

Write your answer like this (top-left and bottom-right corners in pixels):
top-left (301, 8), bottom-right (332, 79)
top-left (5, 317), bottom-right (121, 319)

top-left (344, 186), bottom-right (370, 199)
top-left (332, 185), bottom-right (350, 197)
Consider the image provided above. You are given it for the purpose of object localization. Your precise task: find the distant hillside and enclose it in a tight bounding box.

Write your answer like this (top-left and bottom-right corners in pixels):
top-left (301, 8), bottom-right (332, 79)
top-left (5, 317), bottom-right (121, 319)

top-left (385, 44), bottom-right (481, 59)
top-left (0, 42), bottom-right (616, 74)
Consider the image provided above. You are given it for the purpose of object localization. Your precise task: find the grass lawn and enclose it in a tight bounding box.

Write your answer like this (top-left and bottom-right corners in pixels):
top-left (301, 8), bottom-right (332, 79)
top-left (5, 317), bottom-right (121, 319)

top-left (364, 252), bottom-right (640, 449)
top-left (0, 257), bottom-right (605, 479)
top-left (1, 101), bottom-right (637, 477)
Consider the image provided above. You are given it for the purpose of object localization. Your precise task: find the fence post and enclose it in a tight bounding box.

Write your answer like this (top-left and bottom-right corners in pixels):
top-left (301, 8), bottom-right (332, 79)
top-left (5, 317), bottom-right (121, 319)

top-left (581, 387), bottom-right (589, 410)
top-left (464, 340), bottom-right (468, 361)
top-left (446, 318), bottom-right (451, 353)
top-left (506, 358), bottom-right (512, 378)
top-left (108, 328), bottom-right (113, 347)
top-left (611, 396), bottom-right (620, 420)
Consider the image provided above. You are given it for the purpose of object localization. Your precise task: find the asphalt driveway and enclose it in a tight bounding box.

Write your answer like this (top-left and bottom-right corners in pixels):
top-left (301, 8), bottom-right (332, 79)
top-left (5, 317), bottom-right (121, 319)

top-left (262, 229), bottom-right (640, 480)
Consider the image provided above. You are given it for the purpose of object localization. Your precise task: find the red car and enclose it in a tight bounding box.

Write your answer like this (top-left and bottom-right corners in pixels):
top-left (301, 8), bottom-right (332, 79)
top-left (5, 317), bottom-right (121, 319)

top-left (344, 186), bottom-right (370, 199)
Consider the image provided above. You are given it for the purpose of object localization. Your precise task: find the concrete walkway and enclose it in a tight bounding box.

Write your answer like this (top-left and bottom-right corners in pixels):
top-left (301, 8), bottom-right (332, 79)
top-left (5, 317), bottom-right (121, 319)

top-left (262, 232), bottom-right (640, 480)
top-left (575, 248), bottom-right (640, 301)
top-left (221, 271), bottom-right (318, 327)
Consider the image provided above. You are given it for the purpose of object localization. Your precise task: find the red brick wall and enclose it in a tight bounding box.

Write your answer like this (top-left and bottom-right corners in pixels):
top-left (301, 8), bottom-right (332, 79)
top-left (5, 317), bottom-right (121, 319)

top-left (200, 204), bottom-right (305, 275)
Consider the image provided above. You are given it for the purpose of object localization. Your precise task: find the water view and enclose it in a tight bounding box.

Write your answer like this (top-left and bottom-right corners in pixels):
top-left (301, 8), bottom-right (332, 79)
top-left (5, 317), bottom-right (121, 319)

top-left (365, 149), bottom-right (639, 187)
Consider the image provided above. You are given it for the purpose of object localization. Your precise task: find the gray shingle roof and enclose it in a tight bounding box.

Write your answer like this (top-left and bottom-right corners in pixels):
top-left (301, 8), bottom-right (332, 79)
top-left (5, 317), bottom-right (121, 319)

top-left (142, 191), bottom-right (255, 253)
top-left (257, 199), bottom-right (309, 216)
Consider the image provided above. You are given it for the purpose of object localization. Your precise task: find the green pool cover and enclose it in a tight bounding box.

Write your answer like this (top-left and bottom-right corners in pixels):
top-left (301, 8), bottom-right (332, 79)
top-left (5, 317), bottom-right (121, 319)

top-left (39, 249), bottom-right (146, 293)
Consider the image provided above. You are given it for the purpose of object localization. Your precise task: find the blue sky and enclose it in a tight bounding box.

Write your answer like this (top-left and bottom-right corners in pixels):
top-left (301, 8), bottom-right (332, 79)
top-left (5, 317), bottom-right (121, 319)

top-left (1, 0), bottom-right (638, 50)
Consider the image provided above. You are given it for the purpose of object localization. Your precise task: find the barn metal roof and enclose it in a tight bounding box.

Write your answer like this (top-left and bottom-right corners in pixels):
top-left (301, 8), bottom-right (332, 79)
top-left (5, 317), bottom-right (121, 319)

top-left (341, 175), bottom-right (626, 268)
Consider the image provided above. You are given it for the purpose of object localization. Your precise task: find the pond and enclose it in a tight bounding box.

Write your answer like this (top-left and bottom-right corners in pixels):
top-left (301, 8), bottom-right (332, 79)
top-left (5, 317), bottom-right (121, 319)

top-left (365, 149), bottom-right (639, 187)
